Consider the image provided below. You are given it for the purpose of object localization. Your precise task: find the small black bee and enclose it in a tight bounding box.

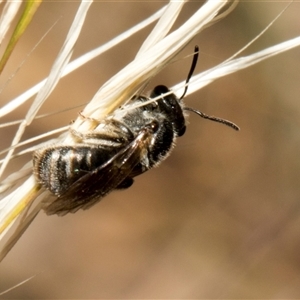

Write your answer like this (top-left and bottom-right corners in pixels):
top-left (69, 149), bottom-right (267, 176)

top-left (33, 46), bottom-right (239, 215)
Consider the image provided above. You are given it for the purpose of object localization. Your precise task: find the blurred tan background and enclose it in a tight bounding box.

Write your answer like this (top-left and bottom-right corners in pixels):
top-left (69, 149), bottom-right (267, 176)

top-left (1, 1), bottom-right (300, 298)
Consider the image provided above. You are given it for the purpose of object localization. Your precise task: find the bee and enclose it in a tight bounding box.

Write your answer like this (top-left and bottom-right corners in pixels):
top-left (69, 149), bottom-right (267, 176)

top-left (33, 46), bottom-right (239, 215)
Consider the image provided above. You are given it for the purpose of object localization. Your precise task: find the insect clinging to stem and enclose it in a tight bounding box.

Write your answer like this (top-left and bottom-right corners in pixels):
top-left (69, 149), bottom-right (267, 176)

top-left (33, 46), bottom-right (239, 215)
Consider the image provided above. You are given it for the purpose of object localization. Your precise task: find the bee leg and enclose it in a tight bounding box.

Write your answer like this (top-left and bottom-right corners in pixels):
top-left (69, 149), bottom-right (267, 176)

top-left (74, 111), bottom-right (101, 132)
top-left (116, 177), bottom-right (134, 189)
top-left (78, 111), bottom-right (100, 125)
top-left (69, 128), bottom-right (86, 142)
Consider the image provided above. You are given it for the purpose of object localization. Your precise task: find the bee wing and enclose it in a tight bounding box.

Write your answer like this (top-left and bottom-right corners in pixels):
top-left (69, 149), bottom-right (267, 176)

top-left (44, 128), bottom-right (152, 215)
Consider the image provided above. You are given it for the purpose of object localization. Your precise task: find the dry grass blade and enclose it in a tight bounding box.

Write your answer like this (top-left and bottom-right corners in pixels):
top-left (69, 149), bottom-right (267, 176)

top-left (0, 5), bottom-right (166, 119)
top-left (0, 1), bottom-right (42, 74)
top-left (175, 36), bottom-right (300, 97)
top-left (0, 2), bottom-right (22, 45)
top-left (136, 2), bottom-right (185, 56)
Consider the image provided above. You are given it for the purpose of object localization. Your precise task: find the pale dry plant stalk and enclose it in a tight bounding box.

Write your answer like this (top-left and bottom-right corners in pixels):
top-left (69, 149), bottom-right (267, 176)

top-left (0, 0), bottom-right (299, 262)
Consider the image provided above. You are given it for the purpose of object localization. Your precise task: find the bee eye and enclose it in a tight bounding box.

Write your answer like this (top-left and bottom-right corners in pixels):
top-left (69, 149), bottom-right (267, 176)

top-left (152, 85), bottom-right (169, 96)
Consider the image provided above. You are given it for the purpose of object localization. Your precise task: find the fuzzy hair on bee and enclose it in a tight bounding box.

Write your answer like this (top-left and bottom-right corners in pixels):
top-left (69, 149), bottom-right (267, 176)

top-left (33, 46), bottom-right (239, 215)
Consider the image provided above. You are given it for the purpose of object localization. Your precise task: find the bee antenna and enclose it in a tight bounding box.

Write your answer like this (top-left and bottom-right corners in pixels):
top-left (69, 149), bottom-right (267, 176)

top-left (179, 45), bottom-right (199, 101)
top-left (184, 107), bottom-right (240, 131)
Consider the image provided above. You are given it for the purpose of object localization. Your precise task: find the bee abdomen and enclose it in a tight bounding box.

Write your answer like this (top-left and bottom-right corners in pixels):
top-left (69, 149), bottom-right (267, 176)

top-left (33, 145), bottom-right (121, 196)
